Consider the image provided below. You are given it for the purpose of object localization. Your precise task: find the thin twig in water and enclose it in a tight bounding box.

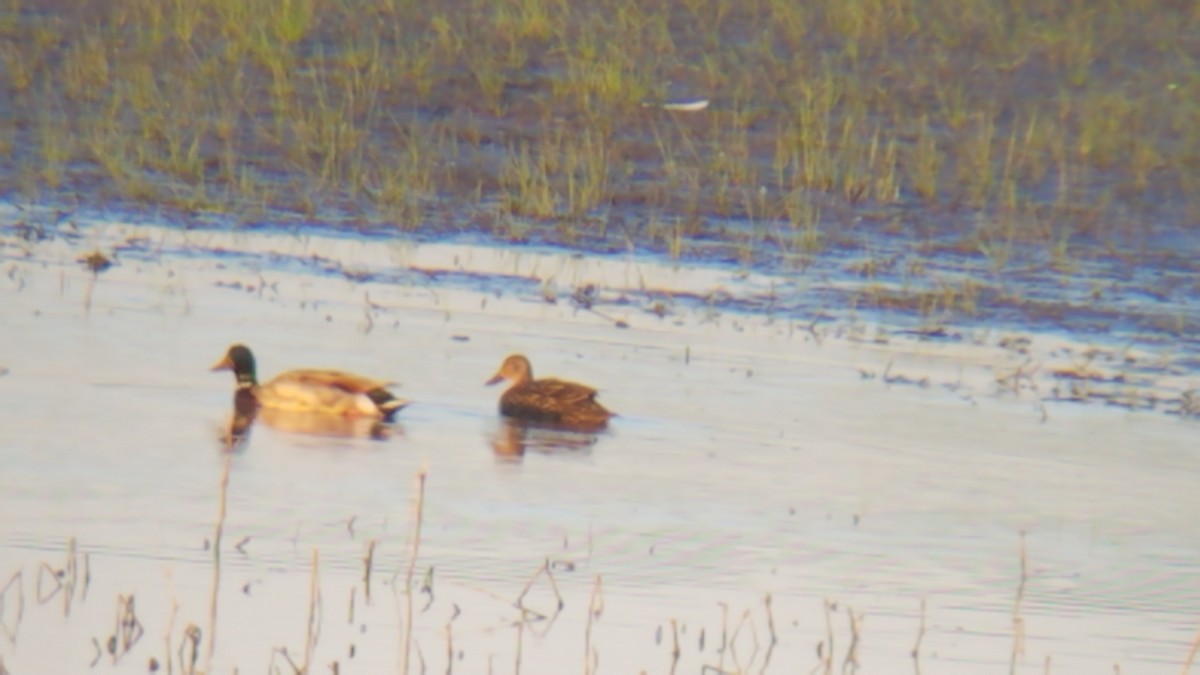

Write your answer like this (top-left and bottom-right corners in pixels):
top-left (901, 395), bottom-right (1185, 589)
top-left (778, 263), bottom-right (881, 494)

top-left (763, 594), bottom-right (777, 646)
top-left (361, 291), bottom-right (375, 334)
top-left (364, 539), bottom-right (377, 603)
top-left (1010, 531), bottom-right (1028, 675)
top-left (421, 566), bottom-right (435, 612)
top-left (207, 454), bottom-right (232, 669)
top-left (0, 571), bottom-right (24, 644)
top-left (109, 594), bottom-right (144, 664)
top-left (36, 562), bottom-right (61, 603)
top-left (670, 618), bottom-right (681, 670)
top-left (401, 464), bottom-right (428, 675)
top-left (724, 605), bottom-right (753, 667)
top-left (759, 594), bottom-right (778, 675)
top-left (63, 537), bottom-right (78, 617)
top-left (583, 575), bottom-right (603, 675)
top-left (82, 552), bottom-right (91, 602)
top-left (163, 589), bottom-right (178, 675)
top-left (271, 646), bottom-right (303, 674)
top-left (514, 614), bottom-right (524, 675)
top-left (912, 598), bottom-right (926, 673)
top-left (512, 559), bottom-right (564, 620)
top-left (717, 602), bottom-right (729, 671)
top-left (83, 274), bottom-right (96, 315)
top-left (823, 599), bottom-right (836, 675)
top-left (179, 624), bottom-right (201, 675)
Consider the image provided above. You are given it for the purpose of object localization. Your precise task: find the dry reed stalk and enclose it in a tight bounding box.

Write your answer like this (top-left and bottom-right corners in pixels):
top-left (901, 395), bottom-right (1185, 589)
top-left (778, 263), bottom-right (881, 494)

top-left (163, 591), bottom-right (178, 675)
top-left (302, 548), bottom-right (321, 674)
top-left (842, 608), bottom-right (861, 673)
top-left (1181, 620), bottom-right (1200, 674)
top-left (206, 454), bottom-right (232, 669)
top-left (400, 464), bottom-right (428, 675)
top-left (364, 539), bottom-right (377, 602)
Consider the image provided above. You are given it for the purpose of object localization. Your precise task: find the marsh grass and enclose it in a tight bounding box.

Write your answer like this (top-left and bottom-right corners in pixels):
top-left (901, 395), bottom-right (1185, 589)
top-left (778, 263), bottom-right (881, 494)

top-left (1, 0), bottom-right (1197, 301)
top-left (5, 497), bottom-right (1199, 672)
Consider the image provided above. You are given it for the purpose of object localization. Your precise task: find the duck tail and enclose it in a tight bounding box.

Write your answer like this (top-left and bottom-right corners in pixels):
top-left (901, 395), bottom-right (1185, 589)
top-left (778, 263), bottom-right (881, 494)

top-left (367, 389), bottom-right (410, 421)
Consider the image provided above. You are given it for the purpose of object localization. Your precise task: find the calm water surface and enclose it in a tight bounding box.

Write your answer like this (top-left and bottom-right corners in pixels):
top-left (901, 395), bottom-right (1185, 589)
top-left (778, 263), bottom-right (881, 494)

top-left (1, 213), bottom-right (1198, 673)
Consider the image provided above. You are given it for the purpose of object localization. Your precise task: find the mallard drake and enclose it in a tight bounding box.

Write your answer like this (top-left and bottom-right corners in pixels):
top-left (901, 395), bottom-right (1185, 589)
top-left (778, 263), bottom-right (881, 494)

top-left (485, 354), bottom-right (614, 430)
top-left (211, 344), bottom-right (408, 421)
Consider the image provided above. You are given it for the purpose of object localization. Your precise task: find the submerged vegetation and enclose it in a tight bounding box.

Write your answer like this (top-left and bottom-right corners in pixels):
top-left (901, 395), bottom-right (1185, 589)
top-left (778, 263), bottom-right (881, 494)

top-left (1, 0), bottom-right (1198, 301)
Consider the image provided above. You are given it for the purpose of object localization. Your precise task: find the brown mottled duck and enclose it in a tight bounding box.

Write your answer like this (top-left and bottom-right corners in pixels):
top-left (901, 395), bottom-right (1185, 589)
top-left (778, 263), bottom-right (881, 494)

top-left (485, 354), bottom-right (614, 430)
top-left (211, 344), bottom-right (408, 421)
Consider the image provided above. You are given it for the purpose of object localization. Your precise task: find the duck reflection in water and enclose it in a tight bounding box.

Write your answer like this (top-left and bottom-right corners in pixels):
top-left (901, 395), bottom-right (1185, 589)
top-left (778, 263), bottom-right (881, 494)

top-left (489, 417), bottom-right (605, 462)
top-left (219, 389), bottom-right (259, 452)
top-left (218, 389), bottom-right (398, 452)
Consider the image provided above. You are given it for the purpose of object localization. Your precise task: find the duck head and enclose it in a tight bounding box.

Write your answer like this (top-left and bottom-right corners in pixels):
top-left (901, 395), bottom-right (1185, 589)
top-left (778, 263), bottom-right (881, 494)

top-left (486, 354), bottom-right (533, 386)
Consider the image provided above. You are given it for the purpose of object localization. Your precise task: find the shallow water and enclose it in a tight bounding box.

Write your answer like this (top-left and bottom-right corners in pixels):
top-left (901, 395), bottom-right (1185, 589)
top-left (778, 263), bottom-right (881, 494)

top-left (1, 210), bottom-right (1199, 673)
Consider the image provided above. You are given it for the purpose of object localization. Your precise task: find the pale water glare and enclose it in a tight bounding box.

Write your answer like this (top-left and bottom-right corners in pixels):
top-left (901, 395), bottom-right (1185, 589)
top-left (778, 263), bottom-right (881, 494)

top-left (1, 212), bottom-right (1199, 673)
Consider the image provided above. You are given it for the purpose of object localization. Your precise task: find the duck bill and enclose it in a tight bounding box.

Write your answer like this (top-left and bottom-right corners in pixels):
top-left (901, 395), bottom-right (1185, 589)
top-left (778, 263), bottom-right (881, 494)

top-left (485, 373), bottom-right (506, 386)
top-left (210, 354), bottom-right (235, 372)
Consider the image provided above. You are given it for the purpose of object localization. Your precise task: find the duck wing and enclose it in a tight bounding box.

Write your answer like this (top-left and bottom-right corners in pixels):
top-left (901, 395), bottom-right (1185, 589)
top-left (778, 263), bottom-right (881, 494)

top-left (274, 369), bottom-right (396, 394)
top-left (535, 378), bottom-right (600, 405)
top-left (501, 378), bottom-right (609, 423)
top-left (256, 369), bottom-right (402, 417)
